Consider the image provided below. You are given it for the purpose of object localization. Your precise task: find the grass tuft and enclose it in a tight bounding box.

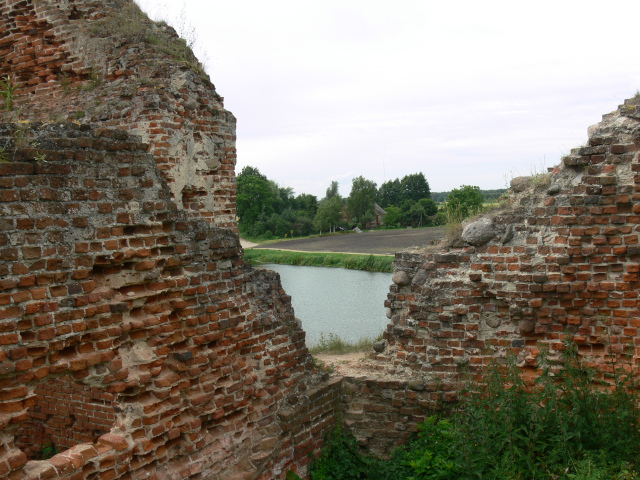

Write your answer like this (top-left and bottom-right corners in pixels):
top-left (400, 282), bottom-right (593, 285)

top-left (309, 332), bottom-right (382, 355)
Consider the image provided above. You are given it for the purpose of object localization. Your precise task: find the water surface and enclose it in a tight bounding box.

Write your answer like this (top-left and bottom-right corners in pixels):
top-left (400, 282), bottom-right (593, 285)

top-left (263, 264), bottom-right (391, 346)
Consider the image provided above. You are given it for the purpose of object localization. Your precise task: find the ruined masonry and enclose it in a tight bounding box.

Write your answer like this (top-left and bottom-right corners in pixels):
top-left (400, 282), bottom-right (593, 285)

top-left (2, 0), bottom-right (640, 479)
top-left (0, 1), bottom-right (340, 478)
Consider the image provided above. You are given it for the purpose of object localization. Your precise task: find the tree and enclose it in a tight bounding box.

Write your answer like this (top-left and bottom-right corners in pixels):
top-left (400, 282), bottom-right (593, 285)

top-left (347, 176), bottom-right (377, 226)
top-left (446, 185), bottom-right (484, 219)
top-left (419, 198), bottom-right (438, 216)
top-left (400, 173), bottom-right (431, 203)
top-left (377, 178), bottom-right (401, 208)
top-left (325, 181), bottom-right (340, 199)
top-left (383, 206), bottom-right (402, 227)
top-left (236, 166), bottom-right (274, 231)
top-left (313, 196), bottom-right (343, 233)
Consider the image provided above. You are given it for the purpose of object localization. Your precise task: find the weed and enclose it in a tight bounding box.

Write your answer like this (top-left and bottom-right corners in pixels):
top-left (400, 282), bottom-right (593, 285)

top-left (0, 75), bottom-right (17, 111)
top-left (310, 332), bottom-right (379, 355)
top-left (443, 203), bottom-right (466, 245)
top-left (0, 147), bottom-right (8, 163)
top-left (312, 356), bottom-right (335, 374)
top-left (35, 152), bottom-right (46, 164)
top-left (81, 66), bottom-right (101, 90)
top-left (12, 123), bottom-right (32, 149)
top-left (90, 2), bottom-right (207, 78)
top-left (39, 441), bottom-right (59, 460)
top-left (75, 111), bottom-right (85, 120)
top-left (531, 171), bottom-right (552, 190)
top-left (309, 340), bottom-right (640, 479)
top-left (58, 72), bottom-right (70, 94)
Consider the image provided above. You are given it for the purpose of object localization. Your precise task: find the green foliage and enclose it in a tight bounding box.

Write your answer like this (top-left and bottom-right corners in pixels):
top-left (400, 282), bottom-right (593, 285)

top-left (309, 341), bottom-right (640, 480)
top-left (310, 332), bottom-right (380, 354)
top-left (39, 441), bottom-right (59, 460)
top-left (0, 75), bottom-right (17, 111)
top-left (432, 188), bottom-right (507, 204)
top-left (310, 420), bottom-right (373, 480)
top-left (237, 166), bottom-right (319, 238)
top-left (377, 173), bottom-right (436, 228)
top-left (445, 185), bottom-right (484, 219)
top-left (382, 205), bottom-right (403, 227)
top-left (348, 176), bottom-right (378, 226)
top-left (90, 3), bottom-right (207, 77)
top-left (243, 249), bottom-right (393, 273)
top-left (400, 172), bottom-right (431, 203)
top-left (314, 196), bottom-right (344, 233)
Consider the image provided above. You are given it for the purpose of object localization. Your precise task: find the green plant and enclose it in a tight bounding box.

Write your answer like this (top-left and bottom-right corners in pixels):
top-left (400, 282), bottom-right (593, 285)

top-left (531, 172), bottom-right (552, 190)
top-left (310, 419), bottom-right (373, 480)
top-left (12, 123), bottom-right (32, 149)
top-left (309, 340), bottom-right (640, 480)
top-left (58, 72), bottom-right (71, 93)
top-left (82, 66), bottom-right (101, 90)
top-left (0, 75), bottom-right (17, 111)
top-left (312, 356), bottom-right (335, 374)
top-left (35, 152), bottom-right (46, 164)
top-left (39, 441), bottom-right (59, 460)
top-left (89, 2), bottom-right (207, 78)
top-left (310, 332), bottom-right (379, 355)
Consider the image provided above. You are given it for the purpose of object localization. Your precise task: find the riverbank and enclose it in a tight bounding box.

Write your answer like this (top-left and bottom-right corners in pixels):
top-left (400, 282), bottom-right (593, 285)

top-left (243, 248), bottom-right (393, 273)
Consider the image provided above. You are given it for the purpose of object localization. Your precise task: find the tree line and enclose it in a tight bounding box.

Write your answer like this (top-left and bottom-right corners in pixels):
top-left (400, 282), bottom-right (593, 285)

top-left (236, 166), bottom-right (503, 240)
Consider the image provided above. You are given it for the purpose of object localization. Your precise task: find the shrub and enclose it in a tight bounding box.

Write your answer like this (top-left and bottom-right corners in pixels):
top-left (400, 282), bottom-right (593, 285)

top-left (307, 340), bottom-right (640, 480)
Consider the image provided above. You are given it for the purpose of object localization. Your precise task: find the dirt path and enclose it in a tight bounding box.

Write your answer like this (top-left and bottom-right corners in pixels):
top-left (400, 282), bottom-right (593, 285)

top-left (239, 237), bottom-right (258, 249)
top-left (252, 227), bottom-right (446, 255)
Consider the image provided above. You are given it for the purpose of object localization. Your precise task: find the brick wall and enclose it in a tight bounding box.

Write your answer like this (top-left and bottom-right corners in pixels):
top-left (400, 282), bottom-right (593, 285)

top-left (371, 98), bottom-right (640, 390)
top-left (0, 123), bottom-right (335, 480)
top-left (0, 0), bottom-right (237, 229)
top-left (14, 377), bottom-right (116, 458)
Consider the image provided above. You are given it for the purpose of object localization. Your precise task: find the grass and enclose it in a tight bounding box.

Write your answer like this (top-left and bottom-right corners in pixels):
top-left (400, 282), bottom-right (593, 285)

top-left (309, 332), bottom-right (383, 355)
top-left (244, 249), bottom-right (393, 273)
top-left (89, 3), bottom-right (207, 79)
top-left (296, 340), bottom-right (640, 480)
top-left (0, 75), bottom-right (16, 111)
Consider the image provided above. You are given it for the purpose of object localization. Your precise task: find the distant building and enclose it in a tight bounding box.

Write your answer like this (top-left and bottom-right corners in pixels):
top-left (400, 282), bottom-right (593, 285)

top-left (365, 203), bottom-right (386, 229)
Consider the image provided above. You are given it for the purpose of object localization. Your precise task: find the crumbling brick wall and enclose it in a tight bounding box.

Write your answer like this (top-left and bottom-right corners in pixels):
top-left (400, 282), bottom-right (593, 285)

top-left (1, 0), bottom-right (237, 228)
top-left (374, 98), bottom-right (640, 389)
top-left (0, 122), bottom-right (335, 479)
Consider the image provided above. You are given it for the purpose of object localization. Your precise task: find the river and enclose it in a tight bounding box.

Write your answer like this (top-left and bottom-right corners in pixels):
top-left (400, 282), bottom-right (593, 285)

top-left (262, 264), bottom-right (392, 347)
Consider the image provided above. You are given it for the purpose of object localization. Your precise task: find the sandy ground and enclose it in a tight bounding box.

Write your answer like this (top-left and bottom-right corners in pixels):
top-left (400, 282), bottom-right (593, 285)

top-left (314, 352), bottom-right (372, 377)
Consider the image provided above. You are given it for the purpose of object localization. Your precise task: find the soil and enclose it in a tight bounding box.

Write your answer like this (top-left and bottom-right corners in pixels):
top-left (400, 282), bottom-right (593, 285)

top-left (252, 227), bottom-right (447, 255)
top-left (314, 352), bottom-right (373, 378)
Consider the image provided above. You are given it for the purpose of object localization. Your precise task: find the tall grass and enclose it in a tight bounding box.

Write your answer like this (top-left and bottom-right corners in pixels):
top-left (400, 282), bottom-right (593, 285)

top-left (309, 332), bottom-right (383, 355)
top-left (243, 249), bottom-right (393, 273)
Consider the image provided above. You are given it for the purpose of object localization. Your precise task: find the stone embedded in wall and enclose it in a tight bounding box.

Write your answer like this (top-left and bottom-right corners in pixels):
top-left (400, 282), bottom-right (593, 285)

top-left (461, 217), bottom-right (496, 246)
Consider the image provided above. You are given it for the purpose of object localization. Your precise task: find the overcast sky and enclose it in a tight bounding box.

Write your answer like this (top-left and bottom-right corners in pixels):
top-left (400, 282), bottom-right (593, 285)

top-left (138, 0), bottom-right (640, 199)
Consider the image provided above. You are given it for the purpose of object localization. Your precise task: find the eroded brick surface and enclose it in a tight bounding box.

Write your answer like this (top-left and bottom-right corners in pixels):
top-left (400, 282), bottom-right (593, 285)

top-left (0, 123), bottom-right (335, 479)
top-left (374, 99), bottom-right (640, 384)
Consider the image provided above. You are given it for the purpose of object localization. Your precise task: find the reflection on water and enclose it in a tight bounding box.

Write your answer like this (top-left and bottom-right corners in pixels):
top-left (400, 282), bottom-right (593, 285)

top-left (262, 264), bottom-right (392, 346)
